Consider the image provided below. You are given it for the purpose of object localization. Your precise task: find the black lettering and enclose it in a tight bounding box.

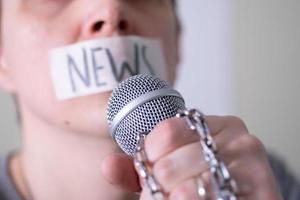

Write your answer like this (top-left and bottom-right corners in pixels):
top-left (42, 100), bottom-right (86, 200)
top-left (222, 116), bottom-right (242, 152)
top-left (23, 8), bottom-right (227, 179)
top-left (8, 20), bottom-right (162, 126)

top-left (67, 48), bottom-right (91, 92)
top-left (91, 47), bottom-right (106, 87)
top-left (141, 45), bottom-right (155, 75)
top-left (106, 43), bottom-right (140, 82)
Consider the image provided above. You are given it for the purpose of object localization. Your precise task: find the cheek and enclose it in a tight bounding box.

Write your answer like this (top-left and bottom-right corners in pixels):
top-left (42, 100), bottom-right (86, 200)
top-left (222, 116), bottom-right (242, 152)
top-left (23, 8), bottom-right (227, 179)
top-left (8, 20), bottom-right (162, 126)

top-left (161, 28), bottom-right (178, 82)
top-left (2, 18), bottom-right (109, 134)
top-left (5, 28), bottom-right (54, 101)
top-left (136, 14), bottom-right (178, 82)
top-left (153, 22), bottom-right (178, 83)
top-left (2, 18), bottom-right (74, 122)
top-left (3, 12), bottom-right (80, 105)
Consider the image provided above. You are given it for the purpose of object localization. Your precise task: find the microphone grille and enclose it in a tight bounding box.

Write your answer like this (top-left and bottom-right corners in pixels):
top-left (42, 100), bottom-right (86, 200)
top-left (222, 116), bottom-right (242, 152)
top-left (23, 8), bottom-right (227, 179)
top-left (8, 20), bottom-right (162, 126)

top-left (107, 74), bottom-right (169, 123)
top-left (107, 74), bottom-right (185, 155)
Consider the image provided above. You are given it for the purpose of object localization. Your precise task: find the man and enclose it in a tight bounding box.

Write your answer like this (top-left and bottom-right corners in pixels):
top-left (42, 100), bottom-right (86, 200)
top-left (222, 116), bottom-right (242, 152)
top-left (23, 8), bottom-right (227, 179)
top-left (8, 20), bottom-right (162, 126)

top-left (0, 0), bottom-right (298, 199)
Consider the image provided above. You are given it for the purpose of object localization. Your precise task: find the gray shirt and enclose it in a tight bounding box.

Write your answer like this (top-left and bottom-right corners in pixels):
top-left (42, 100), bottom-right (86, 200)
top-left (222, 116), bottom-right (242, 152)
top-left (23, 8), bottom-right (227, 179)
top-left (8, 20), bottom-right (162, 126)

top-left (268, 154), bottom-right (300, 199)
top-left (0, 153), bottom-right (299, 200)
top-left (0, 154), bottom-right (21, 200)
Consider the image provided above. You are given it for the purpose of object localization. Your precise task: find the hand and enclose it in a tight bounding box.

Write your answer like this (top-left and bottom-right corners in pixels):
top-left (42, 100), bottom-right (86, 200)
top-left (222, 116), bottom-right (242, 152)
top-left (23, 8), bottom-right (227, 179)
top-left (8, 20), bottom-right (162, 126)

top-left (102, 116), bottom-right (283, 200)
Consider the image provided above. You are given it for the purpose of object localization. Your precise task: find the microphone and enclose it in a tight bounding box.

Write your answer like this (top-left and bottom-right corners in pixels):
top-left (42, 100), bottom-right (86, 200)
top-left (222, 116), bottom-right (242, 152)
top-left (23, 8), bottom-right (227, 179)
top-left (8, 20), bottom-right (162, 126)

top-left (107, 74), bottom-right (185, 156)
top-left (106, 74), bottom-right (238, 200)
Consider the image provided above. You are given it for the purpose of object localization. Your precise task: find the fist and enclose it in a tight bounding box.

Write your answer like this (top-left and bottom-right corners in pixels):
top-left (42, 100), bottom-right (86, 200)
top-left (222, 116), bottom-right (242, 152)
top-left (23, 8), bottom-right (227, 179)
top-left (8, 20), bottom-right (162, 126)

top-left (102, 116), bottom-right (282, 200)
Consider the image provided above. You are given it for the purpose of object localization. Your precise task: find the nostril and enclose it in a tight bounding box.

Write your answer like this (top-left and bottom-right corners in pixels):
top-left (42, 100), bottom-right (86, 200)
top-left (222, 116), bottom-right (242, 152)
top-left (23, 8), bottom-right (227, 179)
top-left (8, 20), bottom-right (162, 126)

top-left (92, 21), bottom-right (104, 32)
top-left (119, 20), bottom-right (128, 31)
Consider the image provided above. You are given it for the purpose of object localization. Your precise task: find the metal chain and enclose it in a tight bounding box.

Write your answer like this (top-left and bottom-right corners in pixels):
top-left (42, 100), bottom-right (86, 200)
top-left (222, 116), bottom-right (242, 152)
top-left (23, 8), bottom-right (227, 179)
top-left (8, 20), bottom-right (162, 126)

top-left (134, 134), bottom-right (166, 200)
top-left (176, 108), bottom-right (238, 200)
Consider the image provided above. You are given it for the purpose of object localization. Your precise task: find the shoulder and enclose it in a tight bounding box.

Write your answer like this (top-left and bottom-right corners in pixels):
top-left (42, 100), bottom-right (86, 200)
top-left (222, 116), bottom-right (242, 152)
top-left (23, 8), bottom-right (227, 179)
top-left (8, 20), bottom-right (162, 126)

top-left (268, 153), bottom-right (300, 200)
top-left (0, 154), bottom-right (21, 200)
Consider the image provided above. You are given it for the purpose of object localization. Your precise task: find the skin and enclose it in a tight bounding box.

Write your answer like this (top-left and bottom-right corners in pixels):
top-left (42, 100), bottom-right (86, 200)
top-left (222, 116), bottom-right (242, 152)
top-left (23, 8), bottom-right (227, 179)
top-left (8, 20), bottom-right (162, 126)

top-left (0, 0), bottom-right (282, 200)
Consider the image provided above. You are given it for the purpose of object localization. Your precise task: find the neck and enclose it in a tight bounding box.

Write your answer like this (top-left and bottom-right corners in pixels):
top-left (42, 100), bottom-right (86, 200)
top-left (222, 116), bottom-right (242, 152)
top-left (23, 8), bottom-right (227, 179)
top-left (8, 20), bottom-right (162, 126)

top-left (15, 109), bottom-right (135, 200)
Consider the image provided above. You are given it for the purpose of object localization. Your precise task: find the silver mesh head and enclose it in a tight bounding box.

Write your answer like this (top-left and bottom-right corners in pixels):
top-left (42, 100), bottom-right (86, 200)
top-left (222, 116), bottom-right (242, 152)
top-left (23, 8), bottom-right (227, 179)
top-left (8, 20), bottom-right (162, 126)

top-left (107, 74), bottom-right (185, 156)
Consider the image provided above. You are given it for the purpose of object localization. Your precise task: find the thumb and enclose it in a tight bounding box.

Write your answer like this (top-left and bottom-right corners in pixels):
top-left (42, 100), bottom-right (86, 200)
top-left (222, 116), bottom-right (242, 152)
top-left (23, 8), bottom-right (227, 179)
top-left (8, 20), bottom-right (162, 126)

top-left (101, 153), bottom-right (141, 192)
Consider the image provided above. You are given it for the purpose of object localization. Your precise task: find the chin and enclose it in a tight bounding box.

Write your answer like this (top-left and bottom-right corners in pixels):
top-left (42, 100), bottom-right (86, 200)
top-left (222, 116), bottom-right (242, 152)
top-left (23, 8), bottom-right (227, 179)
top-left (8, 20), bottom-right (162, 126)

top-left (57, 95), bottom-right (111, 136)
top-left (58, 115), bottom-right (110, 137)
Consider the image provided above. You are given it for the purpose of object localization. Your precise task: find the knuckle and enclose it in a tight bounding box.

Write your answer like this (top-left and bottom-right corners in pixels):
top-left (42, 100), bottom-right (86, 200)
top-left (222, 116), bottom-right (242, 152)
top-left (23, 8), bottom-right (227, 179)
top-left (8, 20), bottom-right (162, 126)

top-left (153, 158), bottom-right (175, 186)
top-left (155, 119), bottom-right (179, 143)
top-left (145, 118), bottom-right (185, 161)
top-left (239, 134), bottom-right (265, 154)
top-left (170, 182), bottom-right (194, 200)
top-left (225, 115), bottom-right (248, 131)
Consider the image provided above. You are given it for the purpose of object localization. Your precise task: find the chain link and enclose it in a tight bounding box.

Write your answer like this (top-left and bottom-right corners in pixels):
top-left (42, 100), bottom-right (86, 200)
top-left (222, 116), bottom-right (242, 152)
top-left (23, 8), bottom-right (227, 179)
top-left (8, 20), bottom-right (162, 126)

top-left (176, 108), bottom-right (238, 200)
top-left (134, 134), bottom-right (166, 200)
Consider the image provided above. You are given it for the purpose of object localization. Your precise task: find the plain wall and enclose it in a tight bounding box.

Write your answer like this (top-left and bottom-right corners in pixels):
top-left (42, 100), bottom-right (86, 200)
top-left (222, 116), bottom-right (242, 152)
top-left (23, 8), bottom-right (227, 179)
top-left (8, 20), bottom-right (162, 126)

top-left (0, 0), bottom-right (299, 179)
top-left (234, 0), bottom-right (300, 177)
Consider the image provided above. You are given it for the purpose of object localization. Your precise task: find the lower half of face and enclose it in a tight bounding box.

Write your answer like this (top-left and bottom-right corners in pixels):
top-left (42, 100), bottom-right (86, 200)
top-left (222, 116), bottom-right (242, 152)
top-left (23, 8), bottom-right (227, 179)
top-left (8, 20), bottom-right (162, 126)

top-left (1, 0), bottom-right (179, 136)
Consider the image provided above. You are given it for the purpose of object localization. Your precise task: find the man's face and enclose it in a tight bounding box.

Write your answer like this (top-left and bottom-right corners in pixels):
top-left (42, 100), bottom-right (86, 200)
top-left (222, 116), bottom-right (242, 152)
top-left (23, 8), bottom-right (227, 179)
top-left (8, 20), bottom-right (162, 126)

top-left (0, 0), bottom-right (179, 135)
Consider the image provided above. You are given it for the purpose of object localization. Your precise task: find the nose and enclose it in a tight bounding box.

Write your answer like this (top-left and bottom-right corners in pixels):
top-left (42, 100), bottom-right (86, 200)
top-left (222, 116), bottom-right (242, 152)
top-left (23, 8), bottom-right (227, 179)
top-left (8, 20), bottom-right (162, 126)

top-left (80, 3), bottom-right (130, 39)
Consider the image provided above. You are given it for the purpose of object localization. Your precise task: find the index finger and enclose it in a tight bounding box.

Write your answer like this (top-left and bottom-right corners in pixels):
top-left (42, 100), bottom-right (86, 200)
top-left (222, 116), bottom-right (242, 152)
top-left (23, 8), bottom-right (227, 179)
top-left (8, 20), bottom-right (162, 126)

top-left (145, 117), bottom-right (200, 162)
top-left (204, 115), bottom-right (249, 136)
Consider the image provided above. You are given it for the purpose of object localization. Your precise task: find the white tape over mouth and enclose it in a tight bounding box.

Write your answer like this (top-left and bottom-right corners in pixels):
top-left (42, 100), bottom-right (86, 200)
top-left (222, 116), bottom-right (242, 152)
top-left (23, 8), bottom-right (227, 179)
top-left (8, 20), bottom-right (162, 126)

top-left (49, 36), bottom-right (168, 100)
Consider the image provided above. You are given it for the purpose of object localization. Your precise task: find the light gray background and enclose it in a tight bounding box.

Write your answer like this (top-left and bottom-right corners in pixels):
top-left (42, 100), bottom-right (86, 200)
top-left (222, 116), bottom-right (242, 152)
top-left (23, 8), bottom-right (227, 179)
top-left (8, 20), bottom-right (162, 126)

top-left (234, 0), bottom-right (300, 177)
top-left (1, 0), bottom-right (300, 178)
